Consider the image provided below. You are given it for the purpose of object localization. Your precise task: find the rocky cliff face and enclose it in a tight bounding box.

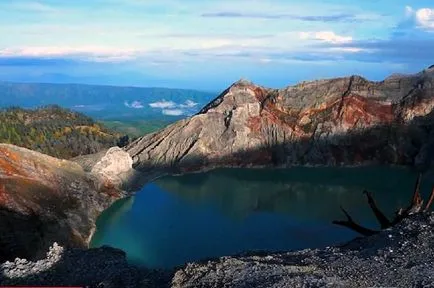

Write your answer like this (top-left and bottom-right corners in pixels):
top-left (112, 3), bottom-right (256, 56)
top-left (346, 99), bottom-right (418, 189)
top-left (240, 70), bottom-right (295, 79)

top-left (126, 67), bottom-right (434, 172)
top-left (0, 144), bottom-right (132, 262)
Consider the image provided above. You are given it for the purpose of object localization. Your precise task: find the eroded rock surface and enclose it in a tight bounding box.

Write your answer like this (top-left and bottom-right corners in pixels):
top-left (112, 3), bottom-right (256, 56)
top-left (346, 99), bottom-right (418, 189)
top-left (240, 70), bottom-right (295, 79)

top-left (0, 243), bottom-right (170, 288)
top-left (0, 144), bottom-right (128, 262)
top-left (127, 67), bottom-right (434, 172)
top-left (172, 213), bottom-right (434, 288)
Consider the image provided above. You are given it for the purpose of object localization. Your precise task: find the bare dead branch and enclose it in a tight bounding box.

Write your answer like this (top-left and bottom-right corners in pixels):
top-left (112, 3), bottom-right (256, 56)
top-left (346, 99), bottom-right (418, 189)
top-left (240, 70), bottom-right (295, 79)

top-left (405, 173), bottom-right (425, 214)
top-left (424, 187), bottom-right (434, 212)
top-left (363, 190), bottom-right (392, 229)
top-left (334, 174), bottom-right (433, 236)
top-left (411, 173), bottom-right (423, 207)
top-left (391, 175), bottom-right (424, 224)
top-left (333, 207), bottom-right (378, 237)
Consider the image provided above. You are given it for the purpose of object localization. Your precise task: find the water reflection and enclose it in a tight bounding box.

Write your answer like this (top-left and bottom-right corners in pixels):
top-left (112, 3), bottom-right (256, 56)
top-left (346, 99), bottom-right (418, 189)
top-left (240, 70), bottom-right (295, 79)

top-left (156, 167), bottom-right (425, 223)
top-left (91, 166), bottom-right (431, 269)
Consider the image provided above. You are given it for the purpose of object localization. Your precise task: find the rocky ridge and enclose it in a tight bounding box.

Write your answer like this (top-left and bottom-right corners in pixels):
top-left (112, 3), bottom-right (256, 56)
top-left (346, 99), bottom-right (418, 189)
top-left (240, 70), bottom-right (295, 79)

top-left (126, 66), bottom-right (434, 172)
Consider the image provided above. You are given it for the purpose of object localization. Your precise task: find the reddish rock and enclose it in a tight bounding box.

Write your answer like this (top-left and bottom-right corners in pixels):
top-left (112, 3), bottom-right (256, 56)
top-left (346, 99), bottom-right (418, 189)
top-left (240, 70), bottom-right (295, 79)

top-left (0, 144), bottom-right (127, 262)
top-left (126, 66), bottom-right (434, 171)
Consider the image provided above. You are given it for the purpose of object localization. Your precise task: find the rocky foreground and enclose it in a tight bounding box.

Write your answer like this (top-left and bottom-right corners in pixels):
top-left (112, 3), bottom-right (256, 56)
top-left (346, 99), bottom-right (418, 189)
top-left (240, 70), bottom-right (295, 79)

top-left (0, 244), bottom-right (170, 288)
top-left (1, 213), bottom-right (433, 287)
top-left (172, 213), bottom-right (434, 288)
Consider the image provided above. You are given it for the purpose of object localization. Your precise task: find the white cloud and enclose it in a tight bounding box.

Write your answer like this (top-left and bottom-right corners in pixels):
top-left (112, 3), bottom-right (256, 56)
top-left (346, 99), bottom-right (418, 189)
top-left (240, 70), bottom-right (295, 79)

top-left (0, 0), bottom-right (393, 68)
top-left (149, 99), bottom-right (199, 116)
top-left (0, 31), bottom-right (341, 64)
top-left (149, 100), bottom-right (177, 109)
top-left (299, 31), bottom-right (352, 44)
top-left (404, 6), bottom-right (434, 30)
top-left (258, 58), bottom-right (272, 63)
top-left (329, 47), bottom-right (364, 53)
top-left (179, 100), bottom-right (198, 108)
top-left (0, 46), bottom-right (140, 61)
top-left (405, 6), bottom-right (414, 17)
top-left (124, 101), bottom-right (144, 109)
top-left (150, 99), bottom-right (198, 109)
top-left (162, 109), bottom-right (184, 116)
top-left (415, 8), bottom-right (434, 30)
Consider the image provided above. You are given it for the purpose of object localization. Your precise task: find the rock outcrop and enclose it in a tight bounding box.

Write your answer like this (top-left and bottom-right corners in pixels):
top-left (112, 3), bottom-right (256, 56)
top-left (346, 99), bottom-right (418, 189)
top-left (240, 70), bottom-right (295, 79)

top-left (0, 243), bottom-right (170, 288)
top-left (0, 144), bottom-right (130, 262)
top-left (126, 66), bottom-right (434, 172)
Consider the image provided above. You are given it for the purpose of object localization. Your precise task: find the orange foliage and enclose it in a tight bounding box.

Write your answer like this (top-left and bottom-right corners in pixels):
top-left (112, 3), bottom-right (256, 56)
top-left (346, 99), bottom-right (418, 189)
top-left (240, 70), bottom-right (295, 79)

top-left (0, 147), bottom-right (23, 177)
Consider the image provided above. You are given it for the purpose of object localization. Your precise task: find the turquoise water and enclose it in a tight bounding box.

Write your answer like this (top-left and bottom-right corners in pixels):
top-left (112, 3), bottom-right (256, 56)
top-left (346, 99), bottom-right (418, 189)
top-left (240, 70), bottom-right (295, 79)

top-left (91, 167), bottom-right (431, 269)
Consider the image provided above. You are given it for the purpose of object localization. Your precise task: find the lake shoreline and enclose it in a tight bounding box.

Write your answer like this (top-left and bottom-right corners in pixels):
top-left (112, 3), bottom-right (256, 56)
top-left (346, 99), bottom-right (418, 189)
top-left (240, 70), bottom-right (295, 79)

top-left (1, 144), bottom-right (433, 287)
top-left (89, 166), bottom-right (428, 269)
top-left (2, 212), bottom-right (434, 287)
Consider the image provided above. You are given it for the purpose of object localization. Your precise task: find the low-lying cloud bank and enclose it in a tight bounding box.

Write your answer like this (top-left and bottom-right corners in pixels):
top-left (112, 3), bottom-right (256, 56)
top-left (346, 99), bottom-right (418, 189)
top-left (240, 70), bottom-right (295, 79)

top-left (123, 99), bottom-right (199, 116)
top-left (149, 100), bottom-right (176, 109)
top-left (162, 109), bottom-right (184, 116)
top-left (149, 99), bottom-right (198, 116)
top-left (124, 101), bottom-right (144, 109)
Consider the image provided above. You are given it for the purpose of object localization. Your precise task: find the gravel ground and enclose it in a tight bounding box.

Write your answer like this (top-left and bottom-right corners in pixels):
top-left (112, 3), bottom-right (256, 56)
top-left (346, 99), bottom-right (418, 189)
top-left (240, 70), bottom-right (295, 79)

top-left (1, 213), bottom-right (434, 288)
top-left (0, 243), bottom-right (170, 288)
top-left (172, 213), bottom-right (434, 288)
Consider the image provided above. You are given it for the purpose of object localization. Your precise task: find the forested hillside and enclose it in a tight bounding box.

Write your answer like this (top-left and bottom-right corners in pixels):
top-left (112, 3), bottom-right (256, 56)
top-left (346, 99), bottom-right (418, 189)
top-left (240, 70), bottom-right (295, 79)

top-left (0, 105), bottom-right (128, 159)
top-left (101, 119), bottom-right (176, 137)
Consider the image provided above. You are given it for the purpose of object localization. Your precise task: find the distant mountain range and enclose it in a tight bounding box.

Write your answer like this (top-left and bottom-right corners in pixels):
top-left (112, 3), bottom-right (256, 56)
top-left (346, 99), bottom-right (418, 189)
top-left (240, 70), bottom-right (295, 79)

top-left (0, 81), bottom-right (215, 120)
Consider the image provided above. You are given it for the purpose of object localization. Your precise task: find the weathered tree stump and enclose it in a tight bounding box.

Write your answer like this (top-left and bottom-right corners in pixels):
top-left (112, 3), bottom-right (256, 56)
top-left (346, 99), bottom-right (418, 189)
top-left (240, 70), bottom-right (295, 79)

top-left (333, 174), bottom-right (434, 236)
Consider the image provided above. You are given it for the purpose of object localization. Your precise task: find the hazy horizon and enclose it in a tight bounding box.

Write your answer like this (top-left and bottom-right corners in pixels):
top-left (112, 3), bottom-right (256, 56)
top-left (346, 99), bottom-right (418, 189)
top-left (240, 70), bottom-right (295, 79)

top-left (0, 0), bottom-right (433, 90)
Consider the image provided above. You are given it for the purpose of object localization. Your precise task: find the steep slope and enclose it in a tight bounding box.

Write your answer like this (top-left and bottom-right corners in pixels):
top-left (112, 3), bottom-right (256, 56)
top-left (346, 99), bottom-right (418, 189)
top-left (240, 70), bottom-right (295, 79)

top-left (0, 144), bottom-right (132, 262)
top-left (126, 67), bottom-right (434, 172)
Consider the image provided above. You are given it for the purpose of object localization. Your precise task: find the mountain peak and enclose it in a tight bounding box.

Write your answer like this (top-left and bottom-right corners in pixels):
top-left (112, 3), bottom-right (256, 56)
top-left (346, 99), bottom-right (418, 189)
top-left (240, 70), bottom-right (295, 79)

top-left (233, 78), bottom-right (255, 87)
top-left (419, 65), bottom-right (434, 76)
top-left (128, 65), bottom-right (434, 173)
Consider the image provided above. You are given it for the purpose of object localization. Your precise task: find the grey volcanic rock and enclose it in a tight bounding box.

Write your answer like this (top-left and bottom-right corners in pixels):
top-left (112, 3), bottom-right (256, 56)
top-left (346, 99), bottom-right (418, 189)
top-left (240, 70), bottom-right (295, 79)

top-left (0, 243), bottom-right (169, 288)
top-left (72, 149), bottom-right (109, 172)
top-left (172, 213), bottom-right (434, 288)
top-left (126, 66), bottom-right (434, 172)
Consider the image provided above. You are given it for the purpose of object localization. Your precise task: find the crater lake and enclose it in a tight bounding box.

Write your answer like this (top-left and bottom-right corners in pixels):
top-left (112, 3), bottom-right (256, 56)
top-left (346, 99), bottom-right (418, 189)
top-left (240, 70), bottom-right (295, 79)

top-left (90, 166), bottom-right (432, 269)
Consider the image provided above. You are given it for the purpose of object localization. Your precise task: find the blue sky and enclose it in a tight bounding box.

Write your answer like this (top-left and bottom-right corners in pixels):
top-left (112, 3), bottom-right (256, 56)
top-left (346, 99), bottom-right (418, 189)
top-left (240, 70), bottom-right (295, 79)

top-left (0, 0), bottom-right (433, 91)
